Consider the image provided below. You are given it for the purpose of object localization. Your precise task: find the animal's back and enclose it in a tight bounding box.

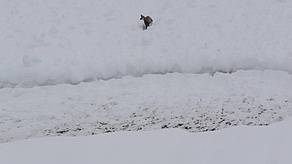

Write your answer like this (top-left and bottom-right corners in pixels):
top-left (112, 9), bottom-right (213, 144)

top-left (145, 16), bottom-right (153, 24)
top-left (140, 14), bottom-right (153, 30)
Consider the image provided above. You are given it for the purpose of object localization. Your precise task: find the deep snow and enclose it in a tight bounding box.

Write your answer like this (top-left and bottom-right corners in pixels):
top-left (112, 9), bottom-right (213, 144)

top-left (0, 0), bottom-right (292, 87)
top-left (1, 118), bottom-right (292, 164)
top-left (0, 0), bottom-right (292, 163)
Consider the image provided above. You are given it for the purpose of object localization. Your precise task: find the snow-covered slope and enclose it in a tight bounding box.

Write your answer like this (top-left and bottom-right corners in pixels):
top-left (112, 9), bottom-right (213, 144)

top-left (1, 71), bottom-right (292, 143)
top-left (0, 0), bottom-right (292, 153)
top-left (1, 0), bottom-right (292, 87)
top-left (1, 118), bottom-right (292, 164)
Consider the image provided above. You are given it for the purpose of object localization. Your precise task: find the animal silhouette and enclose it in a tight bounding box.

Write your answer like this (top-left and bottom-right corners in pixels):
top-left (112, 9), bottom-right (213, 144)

top-left (140, 15), bottom-right (153, 30)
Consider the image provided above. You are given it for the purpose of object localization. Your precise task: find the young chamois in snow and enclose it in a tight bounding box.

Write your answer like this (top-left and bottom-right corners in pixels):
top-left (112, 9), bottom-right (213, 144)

top-left (140, 15), bottom-right (153, 30)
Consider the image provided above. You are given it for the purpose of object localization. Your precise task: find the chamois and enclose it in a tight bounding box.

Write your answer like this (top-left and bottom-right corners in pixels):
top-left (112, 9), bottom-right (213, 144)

top-left (140, 15), bottom-right (153, 30)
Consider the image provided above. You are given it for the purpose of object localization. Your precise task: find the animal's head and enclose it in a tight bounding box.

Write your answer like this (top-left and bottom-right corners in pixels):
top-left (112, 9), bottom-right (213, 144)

top-left (140, 15), bottom-right (145, 20)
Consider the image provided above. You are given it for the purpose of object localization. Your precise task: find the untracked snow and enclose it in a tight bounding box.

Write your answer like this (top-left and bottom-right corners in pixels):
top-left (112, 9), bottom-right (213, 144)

top-left (0, 0), bottom-right (292, 87)
top-left (1, 118), bottom-right (292, 164)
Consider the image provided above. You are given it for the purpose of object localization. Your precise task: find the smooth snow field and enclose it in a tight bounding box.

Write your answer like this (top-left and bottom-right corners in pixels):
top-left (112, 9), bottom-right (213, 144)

top-left (1, 118), bottom-right (292, 164)
top-left (1, 0), bottom-right (292, 163)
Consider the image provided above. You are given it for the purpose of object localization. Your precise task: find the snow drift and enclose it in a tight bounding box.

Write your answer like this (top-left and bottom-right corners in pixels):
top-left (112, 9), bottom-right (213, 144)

top-left (1, 0), bottom-right (292, 87)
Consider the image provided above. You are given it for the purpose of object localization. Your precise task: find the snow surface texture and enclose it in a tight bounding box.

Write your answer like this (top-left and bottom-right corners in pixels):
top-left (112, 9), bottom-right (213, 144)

top-left (0, 0), bottom-right (292, 87)
top-left (1, 118), bottom-right (292, 164)
top-left (0, 0), bottom-right (292, 144)
top-left (1, 71), bottom-right (292, 143)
